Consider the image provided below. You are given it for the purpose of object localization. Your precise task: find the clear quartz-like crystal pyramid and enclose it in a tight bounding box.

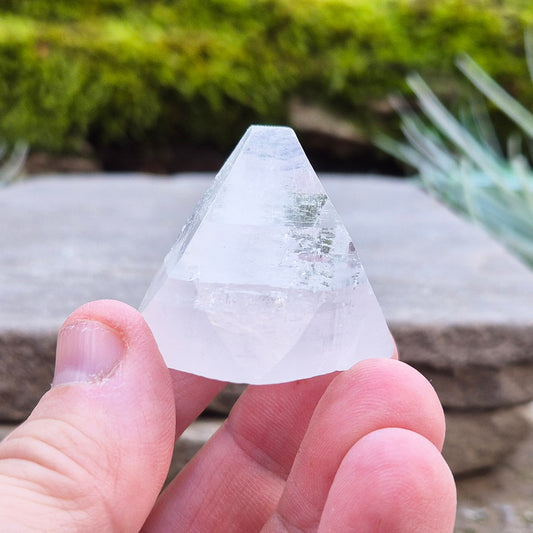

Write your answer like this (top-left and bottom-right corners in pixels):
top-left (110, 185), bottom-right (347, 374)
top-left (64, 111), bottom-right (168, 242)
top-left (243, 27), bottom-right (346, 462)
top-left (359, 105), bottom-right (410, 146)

top-left (140, 125), bottom-right (394, 384)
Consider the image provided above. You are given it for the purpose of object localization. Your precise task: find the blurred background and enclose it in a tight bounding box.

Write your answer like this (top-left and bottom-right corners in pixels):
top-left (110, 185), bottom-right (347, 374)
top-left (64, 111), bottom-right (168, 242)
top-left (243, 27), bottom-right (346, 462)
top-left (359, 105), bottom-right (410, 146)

top-left (0, 0), bottom-right (531, 173)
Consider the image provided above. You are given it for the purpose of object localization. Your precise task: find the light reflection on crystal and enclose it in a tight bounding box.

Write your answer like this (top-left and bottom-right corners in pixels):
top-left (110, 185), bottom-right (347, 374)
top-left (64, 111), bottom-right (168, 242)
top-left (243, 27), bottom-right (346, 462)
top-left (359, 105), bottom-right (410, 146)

top-left (140, 125), bottom-right (394, 384)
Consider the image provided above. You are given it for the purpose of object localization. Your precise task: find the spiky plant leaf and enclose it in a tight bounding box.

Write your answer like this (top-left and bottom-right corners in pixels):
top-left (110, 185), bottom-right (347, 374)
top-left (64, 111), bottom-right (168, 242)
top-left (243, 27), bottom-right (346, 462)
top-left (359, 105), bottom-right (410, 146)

top-left (0, 141), bottom-right (28, 187)
top-left (377, 53), bottom-right (533, 267)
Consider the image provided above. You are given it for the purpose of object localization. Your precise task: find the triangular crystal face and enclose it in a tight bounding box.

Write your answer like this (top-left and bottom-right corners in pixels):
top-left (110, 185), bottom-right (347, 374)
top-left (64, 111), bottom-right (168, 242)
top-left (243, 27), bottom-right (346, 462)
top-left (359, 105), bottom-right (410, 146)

top-left (140, 125), bottom-right (394, 384)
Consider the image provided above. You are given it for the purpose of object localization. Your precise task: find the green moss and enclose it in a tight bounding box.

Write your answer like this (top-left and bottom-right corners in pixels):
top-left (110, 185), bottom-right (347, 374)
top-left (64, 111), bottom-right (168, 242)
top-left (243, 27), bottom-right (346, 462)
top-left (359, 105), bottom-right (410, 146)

top-left (0, 1), bottom-right (532, 152)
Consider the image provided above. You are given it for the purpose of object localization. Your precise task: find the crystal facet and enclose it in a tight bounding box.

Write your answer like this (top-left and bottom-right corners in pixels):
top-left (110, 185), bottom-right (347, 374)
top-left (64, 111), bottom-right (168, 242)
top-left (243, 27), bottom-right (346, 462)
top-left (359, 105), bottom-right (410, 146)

top-left (140, 125), bottom-right (394, 384)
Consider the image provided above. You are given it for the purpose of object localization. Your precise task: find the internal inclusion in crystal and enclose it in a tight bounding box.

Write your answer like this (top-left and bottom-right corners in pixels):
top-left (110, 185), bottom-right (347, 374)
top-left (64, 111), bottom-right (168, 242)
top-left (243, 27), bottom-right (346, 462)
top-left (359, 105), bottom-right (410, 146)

top-left (140, 125), bottom-right (394, 384)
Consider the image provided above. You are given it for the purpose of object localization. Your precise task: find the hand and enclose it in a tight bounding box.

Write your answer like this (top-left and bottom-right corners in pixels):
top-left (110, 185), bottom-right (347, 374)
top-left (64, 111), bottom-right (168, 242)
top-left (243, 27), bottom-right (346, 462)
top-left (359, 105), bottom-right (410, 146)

top-left (0, 300), bottom-right (456, 532)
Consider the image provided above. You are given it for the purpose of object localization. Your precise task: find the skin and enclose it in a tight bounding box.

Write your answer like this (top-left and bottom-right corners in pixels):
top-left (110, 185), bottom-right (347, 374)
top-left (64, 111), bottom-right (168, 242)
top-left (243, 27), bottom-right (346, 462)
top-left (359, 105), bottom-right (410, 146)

top-left (0, 300), bottom-right (456, 532)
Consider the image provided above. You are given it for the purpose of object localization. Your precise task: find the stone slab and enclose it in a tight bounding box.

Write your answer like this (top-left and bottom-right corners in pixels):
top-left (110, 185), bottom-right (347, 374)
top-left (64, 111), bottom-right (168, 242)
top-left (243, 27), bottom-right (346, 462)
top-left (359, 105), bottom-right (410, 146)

top-left (1, 174), bottom-right (533, 419)
top-left (3, 173), bottom-right (533, 330)
top-left (455, 403), bottom-right (533, 532)
top-left (444, 405), bottom-right (531, 476)
top-left (411, 362), bottom-right (533, 410)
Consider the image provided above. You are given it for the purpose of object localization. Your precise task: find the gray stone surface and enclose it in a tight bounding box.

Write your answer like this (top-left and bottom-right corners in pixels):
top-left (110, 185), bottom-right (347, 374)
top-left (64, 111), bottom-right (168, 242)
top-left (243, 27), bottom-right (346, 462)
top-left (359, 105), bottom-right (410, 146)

top-left (411, 362), bottom-right (533, 410)
top-left (3, 174), bottom-right (533, 330)
top-left (444, 406), bottom-right (531, 476)
top-left (1, 174), bottom-right (533, 420)
top-left (455, 403), bottom-right (533, 532)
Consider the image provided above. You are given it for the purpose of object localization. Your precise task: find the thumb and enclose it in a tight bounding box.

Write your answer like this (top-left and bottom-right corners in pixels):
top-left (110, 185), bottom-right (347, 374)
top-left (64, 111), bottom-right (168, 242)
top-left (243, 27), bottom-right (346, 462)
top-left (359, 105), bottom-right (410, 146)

top-left (0, 300), bottom-right (176, 532)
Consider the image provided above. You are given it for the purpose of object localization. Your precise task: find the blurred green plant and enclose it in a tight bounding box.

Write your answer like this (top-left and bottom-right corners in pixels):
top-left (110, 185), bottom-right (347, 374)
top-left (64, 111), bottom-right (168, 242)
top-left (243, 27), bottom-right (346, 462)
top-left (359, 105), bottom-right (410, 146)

top-left (0, 1), bottom-right (532, 153)
top-left (0, 141), bottom-right (28, 186)
top-left (377, 47), bottom-right (533, 267)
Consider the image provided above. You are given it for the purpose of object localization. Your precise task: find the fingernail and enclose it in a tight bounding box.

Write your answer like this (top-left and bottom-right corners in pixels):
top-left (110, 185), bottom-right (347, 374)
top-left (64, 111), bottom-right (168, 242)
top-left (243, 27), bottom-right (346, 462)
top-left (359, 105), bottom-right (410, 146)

top-left (53, 320), bottom-right (124, 385)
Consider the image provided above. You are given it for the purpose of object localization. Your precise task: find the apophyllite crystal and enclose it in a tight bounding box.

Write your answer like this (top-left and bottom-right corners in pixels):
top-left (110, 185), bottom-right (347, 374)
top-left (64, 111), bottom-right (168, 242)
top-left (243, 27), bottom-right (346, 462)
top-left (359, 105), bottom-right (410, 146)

top-left (140, 125), bottom-right (394, 384)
